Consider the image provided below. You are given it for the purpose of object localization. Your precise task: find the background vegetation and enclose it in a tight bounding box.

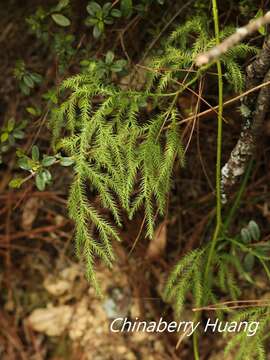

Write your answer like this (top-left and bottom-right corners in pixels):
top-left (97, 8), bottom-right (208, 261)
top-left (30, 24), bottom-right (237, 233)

top-left (1, 0), bottom-right (270, 359)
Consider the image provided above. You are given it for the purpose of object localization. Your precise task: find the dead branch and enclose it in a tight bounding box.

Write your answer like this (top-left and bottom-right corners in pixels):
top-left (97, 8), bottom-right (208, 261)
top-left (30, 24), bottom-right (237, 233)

top-left (196, 11), bottom-right (270, 66)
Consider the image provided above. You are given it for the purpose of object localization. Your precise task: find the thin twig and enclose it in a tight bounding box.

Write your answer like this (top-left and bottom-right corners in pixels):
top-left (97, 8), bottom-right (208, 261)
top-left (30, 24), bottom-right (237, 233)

top-left (176, 78), bottom-right (270, 126)
top-left (193, 299), bottom-right (270, 312)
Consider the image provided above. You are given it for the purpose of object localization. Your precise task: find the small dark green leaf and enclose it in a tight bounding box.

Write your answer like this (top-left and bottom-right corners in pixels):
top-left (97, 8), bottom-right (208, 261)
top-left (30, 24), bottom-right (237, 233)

top-left (93, 25), bottom-right (102, 38)
top-left (9, 177), bottom-right (24, 189)
top-left (19, 82), bottom-right (30, 95)
top-left (51, 13), bottom-right (71, 27)
top-left (60, 157), bottom-right (74, 166)
top-left (18, 157), bottom-right (32, 171)
top-left (80, 59), bottom-right (90, 67)
top-left (42, 90), bottom-right (58, 104)
top-left (42, 169), bottom-right (52, 182)
top-left (111, 8), bottom-right (122, 18)
top-left (103, 2), bottom-right (112, 14)
top-left (85, 17), bottom-right (98, 26)
top-left (23, 74), bottom-right (34, 88)
top-left (241, 228), bottom-right (251, 243)
top-left (121, 0), bottom-right (132, 17)
top-left (104, 17), bottom-right (113, 25)
top-left (16, 148), bottom-right (25, 158)
top-left (54, 0), bottom-right (69, 11)
top-left (110, 64), bottom-right (122, 72)
top-left (87, 2), bottom-right (102, 15)
top-left (1, 132), bottom-right (9, 143)
top-left (18, 120), bottom-right (28, 130)
top-left (13, 130), bottom-right (25, 139)
top-left (98, 20), bottom-right (105, 31)
top-left (111, 60), bottom-right (126, 72)
top-left (29, 73), bottom-right (42, 84)
top-left (7, 118), bottom-right (15, 132)
top-left (30, 73), bottom-right (42, 84)
top-left (248, 220), bottom-right (260, 241)
top-left (26, 107), bottom-right (38, 116)
top-left (243, 253), bottom-right (255, 272)
top-left (42, 156), bottom-right (56, 167)
top-left (32, 145), bottom-right (40, 161)
top-left (105, 51), bottom-right (114, 64)
top-left (35, 172), bottom-right (45, 191)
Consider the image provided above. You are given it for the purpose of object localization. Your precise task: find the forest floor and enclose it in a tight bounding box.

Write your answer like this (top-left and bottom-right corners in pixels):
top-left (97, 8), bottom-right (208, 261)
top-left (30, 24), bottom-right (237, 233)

top-left (1, 1), bottom-right (270, 359)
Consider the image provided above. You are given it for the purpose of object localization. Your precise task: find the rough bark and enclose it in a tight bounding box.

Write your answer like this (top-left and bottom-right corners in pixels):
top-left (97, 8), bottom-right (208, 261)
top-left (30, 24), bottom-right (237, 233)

top-left (244, 36), bottom-right (270, 110)
top-left (221, 47), bottom-right (270, 203)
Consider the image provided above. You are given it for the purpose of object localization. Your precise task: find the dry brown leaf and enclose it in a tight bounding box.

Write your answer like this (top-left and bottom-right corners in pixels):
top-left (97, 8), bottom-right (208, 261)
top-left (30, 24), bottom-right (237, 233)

top-left (146, 221), bottom-right (167, 260)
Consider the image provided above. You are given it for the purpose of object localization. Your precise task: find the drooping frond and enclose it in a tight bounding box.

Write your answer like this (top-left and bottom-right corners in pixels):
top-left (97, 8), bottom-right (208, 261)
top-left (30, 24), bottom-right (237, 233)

top-left (49, 16), bottom-right (258, 297)
top-left (50, 58), bottom-right (186, 286)
top-left (163, 248), bottom-right (205, 315)
top-left (224, 308), bottom-right (270, 360)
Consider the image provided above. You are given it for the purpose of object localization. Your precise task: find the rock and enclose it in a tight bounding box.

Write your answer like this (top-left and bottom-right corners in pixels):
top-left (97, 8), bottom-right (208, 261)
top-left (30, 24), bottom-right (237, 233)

top-left (28, 305), bottom-right (73, 336)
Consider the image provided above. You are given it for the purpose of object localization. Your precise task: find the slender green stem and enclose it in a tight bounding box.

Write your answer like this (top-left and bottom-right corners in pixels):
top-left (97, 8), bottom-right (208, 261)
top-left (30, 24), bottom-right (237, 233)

top-left (193, 329), bottom-right (200, 360)
top-left (204, 0), bottom-right (223, 282)
top-left (193, 3), bottom-right (223, 360)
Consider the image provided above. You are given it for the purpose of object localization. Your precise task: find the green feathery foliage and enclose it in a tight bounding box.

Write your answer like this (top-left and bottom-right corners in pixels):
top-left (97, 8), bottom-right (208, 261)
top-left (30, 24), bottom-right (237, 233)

top-left (163, 249), bottom-right (204, 316)
top-left (49, 15), bottom-right (257, 294)
top-left (50, 60), bottom-right (185, 288)
top-left (164, 243), bottom-right (270, 358)
top-left (163, 246), bottom-right (244, 313)
top-left (225, 308), bottom-right (270, 360)
top-left (154, 16), bottom-right (264, 357)
top-left (148, 16), bottom-right (257, 93)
